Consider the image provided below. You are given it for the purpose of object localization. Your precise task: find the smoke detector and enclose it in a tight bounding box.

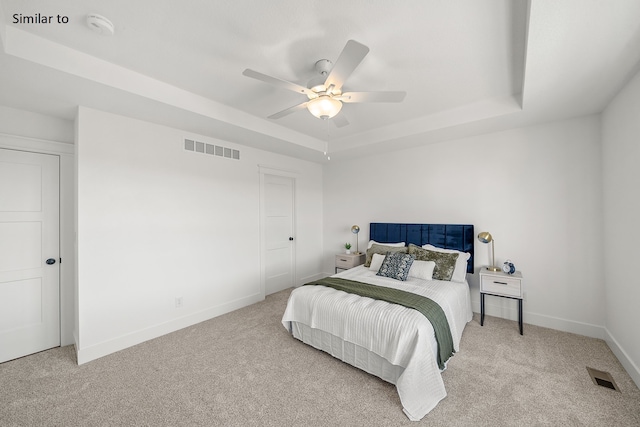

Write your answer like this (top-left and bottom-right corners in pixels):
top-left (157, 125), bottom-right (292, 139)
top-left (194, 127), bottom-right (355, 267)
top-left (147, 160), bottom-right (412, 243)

top-left (86, 14), bottom-right (114, 36)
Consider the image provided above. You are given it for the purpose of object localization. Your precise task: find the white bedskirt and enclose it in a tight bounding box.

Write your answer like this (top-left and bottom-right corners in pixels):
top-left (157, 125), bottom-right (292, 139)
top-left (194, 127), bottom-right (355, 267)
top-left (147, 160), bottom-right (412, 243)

top-left (282, 266), bottom-right (472, 421)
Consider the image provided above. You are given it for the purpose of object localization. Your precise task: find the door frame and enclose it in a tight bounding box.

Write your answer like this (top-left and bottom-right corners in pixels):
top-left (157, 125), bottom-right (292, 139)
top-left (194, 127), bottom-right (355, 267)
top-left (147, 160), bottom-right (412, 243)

top-left (0, 133), bottom-right (75, 348)
top-left (258, 165), bottom-right (297, 299)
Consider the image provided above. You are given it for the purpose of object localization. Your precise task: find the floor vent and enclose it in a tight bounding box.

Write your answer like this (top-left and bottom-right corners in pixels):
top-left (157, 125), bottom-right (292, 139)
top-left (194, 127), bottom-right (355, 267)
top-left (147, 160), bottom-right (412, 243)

top-left (587, 367), bottom-right (620, 392)
top-left (184, 139), bottom-right (240, 160)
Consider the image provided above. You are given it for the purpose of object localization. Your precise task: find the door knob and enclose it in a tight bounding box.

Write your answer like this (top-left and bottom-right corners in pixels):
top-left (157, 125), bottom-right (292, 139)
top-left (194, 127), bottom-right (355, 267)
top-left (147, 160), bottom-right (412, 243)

top-left (289, 237), bottom-right (294, 241)
top-left (46, 258), bottom-right (56, 265)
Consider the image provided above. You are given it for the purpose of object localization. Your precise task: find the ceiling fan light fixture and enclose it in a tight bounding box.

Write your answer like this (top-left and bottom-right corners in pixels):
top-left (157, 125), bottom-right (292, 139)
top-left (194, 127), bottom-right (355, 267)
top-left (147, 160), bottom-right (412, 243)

top-left (307, 75), bottom-right (327, 93)
top-left (242, 41), bottom-right (404, 122)
top-left (307, 96), bottom-right (342, 119)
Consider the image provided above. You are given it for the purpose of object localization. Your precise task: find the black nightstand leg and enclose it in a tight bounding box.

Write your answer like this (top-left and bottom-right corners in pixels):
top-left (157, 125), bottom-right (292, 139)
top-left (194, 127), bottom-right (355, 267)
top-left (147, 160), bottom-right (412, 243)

top-left (480, 293), bottom-right (485, 326)
top-left (519, 298), bottom-right (523, 335)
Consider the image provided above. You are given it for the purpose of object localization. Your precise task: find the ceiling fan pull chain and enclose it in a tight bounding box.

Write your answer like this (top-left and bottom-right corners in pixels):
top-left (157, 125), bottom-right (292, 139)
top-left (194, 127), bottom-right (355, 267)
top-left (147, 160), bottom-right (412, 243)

top-left (325, 119), bottom-right (331, 161)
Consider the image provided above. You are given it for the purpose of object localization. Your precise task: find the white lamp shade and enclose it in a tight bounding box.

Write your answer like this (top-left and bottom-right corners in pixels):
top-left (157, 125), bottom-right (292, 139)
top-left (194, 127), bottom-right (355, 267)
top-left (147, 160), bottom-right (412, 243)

top-left (307, 96), bottom-right (342, 119)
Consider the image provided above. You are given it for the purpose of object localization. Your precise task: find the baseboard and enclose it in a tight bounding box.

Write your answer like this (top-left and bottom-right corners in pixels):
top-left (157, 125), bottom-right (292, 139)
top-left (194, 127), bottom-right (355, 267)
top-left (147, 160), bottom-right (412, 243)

top-left (73, 330), bottom-right (79, 360)
top-left (604, 328), bottom-right (640, 389)
top-left (471, 298), bottom-right (605, 339)
top-left (76, 293), bottom-right (263, 365)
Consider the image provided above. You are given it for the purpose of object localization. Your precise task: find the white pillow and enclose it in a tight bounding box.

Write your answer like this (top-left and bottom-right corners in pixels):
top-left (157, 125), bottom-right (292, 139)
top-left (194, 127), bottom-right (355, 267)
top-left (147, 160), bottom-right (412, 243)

top-left (367, 240), bottom-right (405, 249)
top-left (369, 253), bottom-right (386, 271)
top-left (408, 260), bottom-right (436, 281)
top-left (422, 244), bottom-right (470, 282)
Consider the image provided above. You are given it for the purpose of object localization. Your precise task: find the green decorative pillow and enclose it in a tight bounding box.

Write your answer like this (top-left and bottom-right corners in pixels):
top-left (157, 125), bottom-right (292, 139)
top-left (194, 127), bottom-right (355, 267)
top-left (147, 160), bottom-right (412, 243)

top-left (365, 243), bottom-right (408, 267)
top-left (407, 244), bottom-right (459, 281)
top-left (376, 252), bottom-right (416, 281)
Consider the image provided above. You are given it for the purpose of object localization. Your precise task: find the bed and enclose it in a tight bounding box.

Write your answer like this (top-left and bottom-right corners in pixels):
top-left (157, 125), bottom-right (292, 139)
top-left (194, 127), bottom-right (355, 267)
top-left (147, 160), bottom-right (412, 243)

top-left (281, 223), bottom-right (474, 421)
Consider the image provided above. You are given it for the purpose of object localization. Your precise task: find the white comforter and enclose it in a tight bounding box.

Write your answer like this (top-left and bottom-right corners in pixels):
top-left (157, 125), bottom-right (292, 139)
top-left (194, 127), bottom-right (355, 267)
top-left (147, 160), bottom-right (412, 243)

top-left (281, 266), bottom-right (473, 421)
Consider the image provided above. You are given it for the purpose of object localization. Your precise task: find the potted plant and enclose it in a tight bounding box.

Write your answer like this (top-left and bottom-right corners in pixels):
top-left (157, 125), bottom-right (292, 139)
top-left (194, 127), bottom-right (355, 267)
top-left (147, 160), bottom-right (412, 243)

top-left (345, 243), bottom-right (352, 254)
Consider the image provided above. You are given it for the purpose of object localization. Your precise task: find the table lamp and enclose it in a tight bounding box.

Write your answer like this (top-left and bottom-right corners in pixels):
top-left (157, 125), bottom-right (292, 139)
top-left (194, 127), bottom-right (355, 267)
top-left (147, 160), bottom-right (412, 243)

top-left (351, 225), bottom-right (360, 254)
top-left (477, 231), bottom-right (501, 272)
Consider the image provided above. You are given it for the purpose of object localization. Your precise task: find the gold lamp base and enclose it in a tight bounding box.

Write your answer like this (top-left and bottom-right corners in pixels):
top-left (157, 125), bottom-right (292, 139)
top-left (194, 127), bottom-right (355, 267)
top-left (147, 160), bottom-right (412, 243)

top-left (486, 266), bottom-right (501, 272)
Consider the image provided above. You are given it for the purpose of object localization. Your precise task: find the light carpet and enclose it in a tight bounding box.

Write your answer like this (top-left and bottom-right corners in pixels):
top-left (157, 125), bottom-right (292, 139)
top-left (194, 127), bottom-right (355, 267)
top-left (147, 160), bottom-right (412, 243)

top-left (1, 288), bottom-right (639, 426)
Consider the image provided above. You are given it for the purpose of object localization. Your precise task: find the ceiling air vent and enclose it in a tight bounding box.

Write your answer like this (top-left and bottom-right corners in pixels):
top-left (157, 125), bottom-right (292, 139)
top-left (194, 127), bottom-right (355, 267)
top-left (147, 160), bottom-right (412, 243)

top-left (184, 138), bottom-right (240, 161)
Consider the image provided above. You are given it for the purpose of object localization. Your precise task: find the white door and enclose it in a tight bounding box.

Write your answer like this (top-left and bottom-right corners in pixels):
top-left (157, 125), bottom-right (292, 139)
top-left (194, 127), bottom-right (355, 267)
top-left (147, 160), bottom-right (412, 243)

top-left (0, 149), bottom-right (60, 363)
top-left (264, 174), bottom-right (295, 295)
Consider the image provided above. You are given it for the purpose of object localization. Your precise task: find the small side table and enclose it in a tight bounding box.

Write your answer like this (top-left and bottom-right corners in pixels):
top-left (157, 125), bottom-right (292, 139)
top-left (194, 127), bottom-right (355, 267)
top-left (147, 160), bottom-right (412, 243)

top-left (479, 268), bottom-right (523, 335)
top-left (335, 253), bottom-right (366, 273)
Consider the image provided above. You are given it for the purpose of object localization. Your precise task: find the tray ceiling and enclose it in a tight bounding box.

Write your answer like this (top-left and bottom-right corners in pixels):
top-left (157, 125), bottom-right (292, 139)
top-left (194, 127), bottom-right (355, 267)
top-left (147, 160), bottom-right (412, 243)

top-left (1, 0), bottom-right (639, 161)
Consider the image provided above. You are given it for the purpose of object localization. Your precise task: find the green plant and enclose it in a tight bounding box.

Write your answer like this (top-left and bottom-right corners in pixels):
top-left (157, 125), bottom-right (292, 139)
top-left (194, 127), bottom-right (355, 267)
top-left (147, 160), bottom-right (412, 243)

top-left (345, 243), bottom-right (352, 249)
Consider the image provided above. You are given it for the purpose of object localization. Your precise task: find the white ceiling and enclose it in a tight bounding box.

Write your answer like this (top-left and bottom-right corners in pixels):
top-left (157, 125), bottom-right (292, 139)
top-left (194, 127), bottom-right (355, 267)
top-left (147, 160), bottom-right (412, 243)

top-left (1, 0), bottom-right (639, 162)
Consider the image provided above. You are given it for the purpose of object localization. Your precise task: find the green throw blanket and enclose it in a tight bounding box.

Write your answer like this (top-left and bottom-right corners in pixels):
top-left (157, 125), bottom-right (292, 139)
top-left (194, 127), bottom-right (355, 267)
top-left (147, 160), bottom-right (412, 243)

top-left (303, 277), bottom-right (454, 369)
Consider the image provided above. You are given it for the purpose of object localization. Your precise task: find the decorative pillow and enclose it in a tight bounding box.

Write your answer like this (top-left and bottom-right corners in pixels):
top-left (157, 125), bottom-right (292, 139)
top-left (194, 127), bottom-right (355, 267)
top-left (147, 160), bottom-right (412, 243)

top-left (376, 252), bottom-right (415, 281)
top-left (367, 240), bottom-right (405, 249)
top-left (365, 243), bottom-right (408, 267)
top-left (407, 244), bottom-right (459, 281)
top-left (369, 253), bottom-right (386, 271)
top-left (408, 260), bottom-right (436, 281)
top-left (422, 244), bottom-right (471, 283)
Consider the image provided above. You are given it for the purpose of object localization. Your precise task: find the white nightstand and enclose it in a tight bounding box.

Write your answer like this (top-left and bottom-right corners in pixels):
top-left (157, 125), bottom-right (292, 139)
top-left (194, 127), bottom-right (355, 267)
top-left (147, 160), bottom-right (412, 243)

top-left (479, 268), bottom-right (523, 335)
top-left (335, 253), bottom-right (366, 273)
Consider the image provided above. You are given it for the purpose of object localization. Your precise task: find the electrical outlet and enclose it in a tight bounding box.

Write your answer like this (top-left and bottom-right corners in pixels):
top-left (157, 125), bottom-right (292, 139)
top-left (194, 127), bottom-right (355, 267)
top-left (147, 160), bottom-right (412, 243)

top-left (522, 291), bottom-right (527, 302)
top-left (175, 297), bottom-right (183, 308)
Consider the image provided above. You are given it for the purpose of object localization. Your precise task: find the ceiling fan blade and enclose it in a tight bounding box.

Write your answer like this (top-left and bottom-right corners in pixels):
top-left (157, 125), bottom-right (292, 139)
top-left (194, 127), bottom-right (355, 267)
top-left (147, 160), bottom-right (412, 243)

top-left (324, 40), bottom-right (370, 90)
top-left (243, 69), bottom-right (314, 97)
top-left (338, 91), bottom-right (406, 103)
top-left (268, 102), bottom-right (308, 119)
top-left (331, 114), bottom-right (349, 128)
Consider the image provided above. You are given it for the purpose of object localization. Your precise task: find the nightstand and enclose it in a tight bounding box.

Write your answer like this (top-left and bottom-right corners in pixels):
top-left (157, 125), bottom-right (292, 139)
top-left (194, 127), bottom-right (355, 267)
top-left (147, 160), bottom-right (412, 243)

top-left (479, 268), bottom-right (523, 335)
top-left (335, 253), bottom-right (366, 273)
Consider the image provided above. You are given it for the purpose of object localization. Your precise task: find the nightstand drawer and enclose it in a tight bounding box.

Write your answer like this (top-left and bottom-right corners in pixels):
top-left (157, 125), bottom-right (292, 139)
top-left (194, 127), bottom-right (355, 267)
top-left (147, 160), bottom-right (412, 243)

top-left (335, 253), bottom-right (365, 270)
top-left (336, 255), bottom-right (357, 269)
top-left (481, 275), bottom-right (522, 297)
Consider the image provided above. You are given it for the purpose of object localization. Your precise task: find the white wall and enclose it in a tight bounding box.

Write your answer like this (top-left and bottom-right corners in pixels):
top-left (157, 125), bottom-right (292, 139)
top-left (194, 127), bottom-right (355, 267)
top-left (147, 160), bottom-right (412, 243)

top-left (0, 105), bottom-right (74, 143)
top-left (324, 115), bottom-right (604, 338)
top-left (0, 106), bottom-right (75, 347)
top-left (602, 68), bottom-right (640, 387)
top-left (75, 106), bottom-right (322, 363)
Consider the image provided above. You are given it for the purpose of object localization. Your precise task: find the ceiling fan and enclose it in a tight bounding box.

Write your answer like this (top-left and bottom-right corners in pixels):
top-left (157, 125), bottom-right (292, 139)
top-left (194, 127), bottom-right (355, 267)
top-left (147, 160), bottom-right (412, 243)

top-left (242, 40), bottom-right (406, 126)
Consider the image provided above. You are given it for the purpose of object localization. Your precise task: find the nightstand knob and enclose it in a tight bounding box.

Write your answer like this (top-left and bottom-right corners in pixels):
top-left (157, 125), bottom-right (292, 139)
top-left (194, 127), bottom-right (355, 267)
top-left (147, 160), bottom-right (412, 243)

top-left (289, 237), bottom-right (294, 241)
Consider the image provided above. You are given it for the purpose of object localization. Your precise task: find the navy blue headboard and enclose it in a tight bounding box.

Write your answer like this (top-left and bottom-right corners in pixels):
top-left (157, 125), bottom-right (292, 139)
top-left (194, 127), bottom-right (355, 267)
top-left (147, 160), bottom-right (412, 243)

top-left (369, 223), bottom-right (475, 273)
